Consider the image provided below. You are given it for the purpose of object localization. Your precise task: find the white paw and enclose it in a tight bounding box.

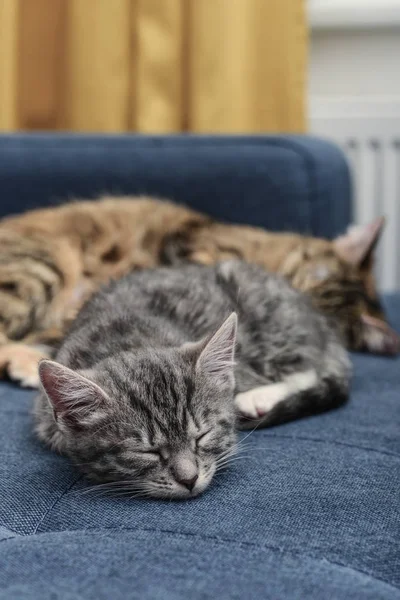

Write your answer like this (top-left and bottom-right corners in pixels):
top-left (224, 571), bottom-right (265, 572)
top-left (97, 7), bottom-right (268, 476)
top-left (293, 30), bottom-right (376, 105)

top-left (10, 368), bottom-right (40, 389)
top-left (8, 358), bottom-right (41, 388)
top-left (235, 383), bottom-right (289, 419)
top-left (235, 371), bottom-right (318, 422)
top-left (0, 344), bottom-right (47, 389)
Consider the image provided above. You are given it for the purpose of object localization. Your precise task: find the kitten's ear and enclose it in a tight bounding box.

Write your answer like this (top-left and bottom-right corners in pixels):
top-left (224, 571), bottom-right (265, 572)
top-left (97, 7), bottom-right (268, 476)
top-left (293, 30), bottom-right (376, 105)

top-left (39, 359), bottom-right (109, 427)
top-left (196, 313), bottom-right (237, 381)
top-left (334, 217), bottom-right (385, 268)
top-left (361, 314), bottom-right (400, 356)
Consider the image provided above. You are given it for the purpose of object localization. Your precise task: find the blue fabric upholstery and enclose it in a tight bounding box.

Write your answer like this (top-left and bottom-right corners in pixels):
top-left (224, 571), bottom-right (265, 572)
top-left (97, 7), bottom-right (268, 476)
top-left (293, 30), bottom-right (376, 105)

top-left (0, 134), bottom-right (351, 237)
top-left (1, 135), bottom-right (399, 600)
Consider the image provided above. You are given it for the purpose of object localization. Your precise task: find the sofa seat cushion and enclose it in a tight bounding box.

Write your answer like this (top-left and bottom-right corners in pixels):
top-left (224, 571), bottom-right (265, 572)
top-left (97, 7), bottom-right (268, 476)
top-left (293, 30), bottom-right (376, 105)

top-left (1, 295), bottom-right (399, 600)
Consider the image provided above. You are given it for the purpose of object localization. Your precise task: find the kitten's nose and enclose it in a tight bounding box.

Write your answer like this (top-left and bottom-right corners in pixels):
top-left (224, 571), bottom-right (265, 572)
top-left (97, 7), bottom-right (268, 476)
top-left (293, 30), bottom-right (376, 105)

top-left (172, 455), bottom-right (199, 492)
top-left (178, 474), bottom-right (198, 492)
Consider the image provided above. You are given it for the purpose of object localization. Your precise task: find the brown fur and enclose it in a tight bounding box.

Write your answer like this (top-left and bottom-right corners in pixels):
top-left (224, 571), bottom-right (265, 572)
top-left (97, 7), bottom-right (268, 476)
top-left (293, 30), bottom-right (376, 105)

top-left (0, 196), bottom-right (396, 387)
top-left (162, 221), bottom-right (389, 350)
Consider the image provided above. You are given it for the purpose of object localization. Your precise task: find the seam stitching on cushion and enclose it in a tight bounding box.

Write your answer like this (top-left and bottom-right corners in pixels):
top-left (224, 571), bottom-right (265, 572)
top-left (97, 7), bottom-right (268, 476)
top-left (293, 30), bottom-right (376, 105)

top-left (258, 139), bottom-right (316, 234)
top-left (23, 526), bottom-right (400, 592)
top-left (266, 137), bottom-right (351, 236)
top-left (278, 137), bottom-right (351, 235)
top-left (31, 475), bottom-right (83, 536)
top-left (0, 535), bottom-right (16, 542)
top-left (0, 530), bottom-right (18, 541)
top-left (266, 139), bottom-right (319, 235)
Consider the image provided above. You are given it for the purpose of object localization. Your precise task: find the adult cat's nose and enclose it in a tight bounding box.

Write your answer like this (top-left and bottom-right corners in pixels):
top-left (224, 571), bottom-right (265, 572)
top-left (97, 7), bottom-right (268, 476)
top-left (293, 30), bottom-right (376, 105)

top-left (172, 454), bottom-right (198, 491)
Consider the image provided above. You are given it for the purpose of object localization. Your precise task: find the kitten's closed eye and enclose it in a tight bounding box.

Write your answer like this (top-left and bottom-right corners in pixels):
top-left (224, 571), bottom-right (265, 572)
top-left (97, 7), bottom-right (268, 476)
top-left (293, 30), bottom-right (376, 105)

top-left (129, 448), bottom-right (162, 461)
top-left (138, 448), bottom-right (173, 462)
top-left (137, 449), bottom-right (161, 458)
top-left (195, 429), bottom-right (213, 447)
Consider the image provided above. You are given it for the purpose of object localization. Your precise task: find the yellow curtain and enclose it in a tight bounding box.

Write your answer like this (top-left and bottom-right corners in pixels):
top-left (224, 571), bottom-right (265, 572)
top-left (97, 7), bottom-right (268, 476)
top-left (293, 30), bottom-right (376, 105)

top-left (0, 0), bottom-right (307, 133)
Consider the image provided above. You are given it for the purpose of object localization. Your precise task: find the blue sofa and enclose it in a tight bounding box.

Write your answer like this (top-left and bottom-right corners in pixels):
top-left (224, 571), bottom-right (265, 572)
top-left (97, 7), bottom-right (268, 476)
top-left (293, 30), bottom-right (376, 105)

top-left (0, 135), bottom-right (399, 600)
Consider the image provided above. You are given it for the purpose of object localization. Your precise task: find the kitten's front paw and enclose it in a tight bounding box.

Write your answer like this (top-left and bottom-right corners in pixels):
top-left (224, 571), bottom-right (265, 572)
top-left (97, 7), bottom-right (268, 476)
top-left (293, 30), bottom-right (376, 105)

top-left (235, 383), bottom-right (288, 427)
top-left (0, 344), bottom-right (49, 388)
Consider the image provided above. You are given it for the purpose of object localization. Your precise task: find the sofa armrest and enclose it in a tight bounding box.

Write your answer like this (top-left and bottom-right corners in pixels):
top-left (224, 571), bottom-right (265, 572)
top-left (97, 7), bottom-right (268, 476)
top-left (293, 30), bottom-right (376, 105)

top-left (0, 134), bottom-right (351, 238)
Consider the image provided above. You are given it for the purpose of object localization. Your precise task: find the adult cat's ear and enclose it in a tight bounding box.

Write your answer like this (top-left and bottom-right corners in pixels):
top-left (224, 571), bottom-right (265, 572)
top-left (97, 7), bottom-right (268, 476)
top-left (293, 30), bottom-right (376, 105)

top-left (196, 313), bottom-right (237, 381)
top-left (334, 217), bottom-right (385, 268)
top-left (361, 314), bottom-right (400, 355)
top-left (39, 359), bottom-right (109, 427)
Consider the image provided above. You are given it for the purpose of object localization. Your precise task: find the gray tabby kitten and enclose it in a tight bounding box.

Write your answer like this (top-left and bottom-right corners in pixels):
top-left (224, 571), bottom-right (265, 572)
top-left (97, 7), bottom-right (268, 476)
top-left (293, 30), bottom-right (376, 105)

top-left (35, 261), bottom-right (351, 499)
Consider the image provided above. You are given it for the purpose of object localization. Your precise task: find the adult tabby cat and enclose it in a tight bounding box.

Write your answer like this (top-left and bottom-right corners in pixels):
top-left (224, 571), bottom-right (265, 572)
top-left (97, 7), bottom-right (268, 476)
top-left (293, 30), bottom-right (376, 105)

top-left (0, 196), bottom-right (396, 388)
top-left (36, 261), bottom-right (350, 498)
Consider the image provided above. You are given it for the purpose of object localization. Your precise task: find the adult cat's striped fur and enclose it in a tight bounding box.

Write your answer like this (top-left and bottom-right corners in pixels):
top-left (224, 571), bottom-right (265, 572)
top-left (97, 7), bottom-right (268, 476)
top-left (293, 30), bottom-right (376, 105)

top-left (35, 262), bottom-right (350, 498)
top-left (0, 196), bottom-right (396, 387)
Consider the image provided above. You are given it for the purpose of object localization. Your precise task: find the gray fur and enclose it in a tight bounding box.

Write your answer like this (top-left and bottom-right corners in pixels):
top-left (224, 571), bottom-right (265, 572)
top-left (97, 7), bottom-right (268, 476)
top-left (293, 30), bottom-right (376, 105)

top-left (34, 261), bottom-right (351, 498)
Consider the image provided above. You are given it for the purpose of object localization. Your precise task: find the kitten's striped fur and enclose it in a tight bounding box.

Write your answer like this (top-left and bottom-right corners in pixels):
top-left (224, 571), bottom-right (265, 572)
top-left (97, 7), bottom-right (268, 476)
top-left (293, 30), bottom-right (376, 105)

top-left (35, 262), bottom-right (350, 498)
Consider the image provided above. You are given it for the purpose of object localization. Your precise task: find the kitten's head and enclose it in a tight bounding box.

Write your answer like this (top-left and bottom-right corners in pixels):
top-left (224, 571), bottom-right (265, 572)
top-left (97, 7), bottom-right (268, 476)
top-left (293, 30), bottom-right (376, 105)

top-left (282, 217), bottom-right (399, 355)
top-left (38, 313), bottom-right (238, 499)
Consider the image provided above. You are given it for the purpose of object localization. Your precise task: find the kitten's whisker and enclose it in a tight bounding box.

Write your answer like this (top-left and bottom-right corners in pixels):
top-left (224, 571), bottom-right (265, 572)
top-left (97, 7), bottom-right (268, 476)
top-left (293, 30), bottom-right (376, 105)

top-left (215, 455), bottom-right (251, 469)
top-left (215, 453), bottom-right (250, 469)
top-left (75, 479), bottom-right (144, 496)
top-left (87, 479), bottom-right (139, 488)
top-left (216, 448), bottom-right (237, 460)
top-left (216, 452), bottom-right (250, 462)
top-left (235, 446), bottom-right (276, 451)
top-left (85, 488), bottom-right (147, 499)
top-left (215, 458), bottom-right (254, 473)
top-left (235, 423), bottom-right (260, 447)
top-left (128, 492), bottom-right (152, 500)
top-left (232, 441), bottom-right (253, 450)
top-left (216, 440), bottom-right (251, 459)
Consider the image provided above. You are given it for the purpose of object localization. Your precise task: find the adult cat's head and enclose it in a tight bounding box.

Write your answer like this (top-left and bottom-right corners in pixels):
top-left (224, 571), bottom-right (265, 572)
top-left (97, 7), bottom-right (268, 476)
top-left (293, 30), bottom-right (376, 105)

top-left (162, 216), bottom-right (398, 355)
top-left (280, 217), bottom-right (399, 355)
top-left (37, 314), bottom-right (238, 499)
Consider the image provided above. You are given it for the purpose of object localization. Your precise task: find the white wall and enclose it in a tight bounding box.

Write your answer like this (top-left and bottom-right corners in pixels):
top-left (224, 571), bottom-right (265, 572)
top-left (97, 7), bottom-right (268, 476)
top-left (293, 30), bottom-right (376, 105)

top-left (308, 0), bottom-right (400, 103)
top-left (310, 30), bottom-right (400, 98)
top-left (308, 0), bottom-right (400, 291)
top-left (308, 0), bottom-right (400, 30)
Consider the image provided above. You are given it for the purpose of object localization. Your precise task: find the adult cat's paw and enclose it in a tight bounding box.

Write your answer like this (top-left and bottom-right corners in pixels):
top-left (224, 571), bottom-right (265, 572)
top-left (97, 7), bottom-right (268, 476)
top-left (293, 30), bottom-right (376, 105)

top-left (0, 343), bottom-right (50, 388)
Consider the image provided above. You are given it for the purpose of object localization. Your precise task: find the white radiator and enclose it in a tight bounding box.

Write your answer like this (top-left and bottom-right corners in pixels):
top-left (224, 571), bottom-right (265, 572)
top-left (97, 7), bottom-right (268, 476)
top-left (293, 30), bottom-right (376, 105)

top-left (310, 98), bottom-right (400, 292)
